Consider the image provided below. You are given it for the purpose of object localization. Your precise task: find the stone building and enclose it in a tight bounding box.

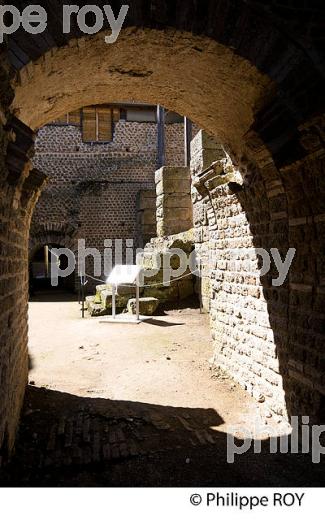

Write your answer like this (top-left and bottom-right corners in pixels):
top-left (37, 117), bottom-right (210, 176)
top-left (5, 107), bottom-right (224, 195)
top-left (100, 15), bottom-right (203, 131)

top-left (1, 1), bottom-right (325, 462)
top-left (29, 104), bottom-right (194, 291)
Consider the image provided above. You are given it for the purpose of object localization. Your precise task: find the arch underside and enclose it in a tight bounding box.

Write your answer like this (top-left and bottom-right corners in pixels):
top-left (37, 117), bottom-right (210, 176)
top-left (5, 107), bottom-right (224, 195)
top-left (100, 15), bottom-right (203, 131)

top-left (12, 28), bottom-right (272, 166)
top-left (0, 1), bottom-right (325, 456)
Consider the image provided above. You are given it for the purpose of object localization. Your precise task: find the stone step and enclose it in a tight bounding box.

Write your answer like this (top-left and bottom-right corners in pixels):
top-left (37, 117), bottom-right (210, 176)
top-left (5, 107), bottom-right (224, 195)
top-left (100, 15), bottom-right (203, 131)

top-left (85, 295), bottom-right (95, 310)
top-left (100, 290), bottom-right (130, 310)
top-left (87, 301), bottom-right (109, 317)
top-left (127, 297), bottom-right (159, 316)
top-left (96, 283), bottom-right (136, 297)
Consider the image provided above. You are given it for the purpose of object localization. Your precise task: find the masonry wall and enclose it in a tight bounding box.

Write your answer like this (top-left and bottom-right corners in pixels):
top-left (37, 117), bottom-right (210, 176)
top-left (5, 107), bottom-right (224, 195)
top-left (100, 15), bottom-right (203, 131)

top-left (155, 166), bottom-right (193, 237)
top-left (207, 181), bottom-right (288, 416)
top-left (0, 66), bottom-right (27, 459)
top-left (191, 129), bottom-right (325, 423)
top-left (0, 191), bottom-right (29, 461)
top-left (0, 57), bottom-right (46, 457)
top-left (31, 120), bottom-right (187, 291)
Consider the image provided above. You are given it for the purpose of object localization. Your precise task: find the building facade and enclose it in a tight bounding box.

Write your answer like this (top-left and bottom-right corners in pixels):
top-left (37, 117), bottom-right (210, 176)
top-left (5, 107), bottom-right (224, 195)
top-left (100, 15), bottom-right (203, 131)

top-left (30, 105), bottom-right (192, 290)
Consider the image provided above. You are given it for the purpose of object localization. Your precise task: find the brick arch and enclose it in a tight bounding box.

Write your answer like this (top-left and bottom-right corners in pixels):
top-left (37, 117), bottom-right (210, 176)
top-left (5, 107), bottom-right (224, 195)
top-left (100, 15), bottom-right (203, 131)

top-left (29, 231), bottom-right (78, 293)
top-left (29, 223), bottom-right (79, 259)
top-left (0, 3), bottom-right (325, 455)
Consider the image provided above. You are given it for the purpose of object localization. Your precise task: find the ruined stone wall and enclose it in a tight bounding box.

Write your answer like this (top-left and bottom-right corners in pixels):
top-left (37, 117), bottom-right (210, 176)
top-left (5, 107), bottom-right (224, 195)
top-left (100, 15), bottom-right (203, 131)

top-left (191, 132), bottom-right (227, 312)
top-left (191, 128), bottom-right (325, 423)
top-left (136, 190), bottom-right (157, 249)
top-left (155, 166), bottom-right (193, 237)
top-left (0, 187), bottom-right (30, 461)
top-left (31, 120), bottom-right (187, 290)
top-left (279, 140), bottom-right (325, 422)
top-left (141, 229), bottom-right (195, 303)
top-left (208, 181), bottom-right (288, 416)
top-left (191, 132), bottom-right (290, 418)
top-left (0, 2), bottom-right (324, 459)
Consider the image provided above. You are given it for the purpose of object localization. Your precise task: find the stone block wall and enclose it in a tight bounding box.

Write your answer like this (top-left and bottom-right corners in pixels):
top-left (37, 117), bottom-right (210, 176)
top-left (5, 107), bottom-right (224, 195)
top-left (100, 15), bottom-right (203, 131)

top-left (136, 189), bottom-right (157, 248)
top-left (208, 182), bottom-right (288, 414)
top-left (0, 189), bottom-right (30, 461)
top-left (0, 61), bottom-right (46, 458)
top-left (155, 166), bottom-right (193, 237)
top-left (191, 133), bottom-right (288, 416)
top-left (1, 2), bottom-right (325, 460)
top-left (141, 229), bottom-right (195, 303)
top-left (0, 61), bottom-right (29, 459)
top-left (279, 139), bottom-right (325, 422)
top-left (31, 120), bottom-right (187, 291)
top-left (190, 130), bottom-right (225, 176)
top-left (191, 128), bottom-right (325, 423)
top-left (191, 131), bottom-right (242, 313)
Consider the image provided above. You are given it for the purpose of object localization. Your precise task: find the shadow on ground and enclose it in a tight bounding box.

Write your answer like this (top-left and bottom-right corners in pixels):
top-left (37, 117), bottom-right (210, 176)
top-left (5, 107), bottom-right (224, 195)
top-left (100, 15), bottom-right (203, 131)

top-left (0, 386), bottom-right (324, 487)
top-left (29, 289), bottom-right (77, 303)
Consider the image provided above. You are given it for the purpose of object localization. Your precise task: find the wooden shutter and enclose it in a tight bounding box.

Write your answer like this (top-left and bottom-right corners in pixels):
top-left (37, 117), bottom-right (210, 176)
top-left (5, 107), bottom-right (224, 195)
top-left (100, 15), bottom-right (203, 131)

top-left (97, 107), bottom-right (113, 142)
top-left (68, 110), bottom-right (81, 125)
top-left (82, 107), bottom-right (97, 141)
top-left (53, 113), bottom-right (68, 124)
top-left (112, 107), bottom-right (120, 122)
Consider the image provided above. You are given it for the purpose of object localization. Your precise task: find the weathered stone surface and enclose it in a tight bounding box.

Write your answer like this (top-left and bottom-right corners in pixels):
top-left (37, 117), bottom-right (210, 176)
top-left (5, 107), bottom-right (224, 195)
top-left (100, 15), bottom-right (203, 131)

top-left (96, 284), bottom-right (136, 298)
top-left (143, 284), bottom-right (179, 302)
top-left (93, 285), bottom-right (137, 312)
top-left (141, 231), bottom-right (195, 303)
top-left (155, 166), bottom-right (193, 237)
top-left (191, 149), bottom-right (224, 177)
top-left (191, 130), bottom-right (224, 156)
top-left (156, 178), bottom-right (191, 197)
top-left (30, 120), bottom-right (188, 292)
top-left (100, 290), bottom-right (127, 310)
top-left (87, 301), bottom-right (108, 317)
top-left (2, 4), bottom-right (325, 458)
top-left (12, 28), bottom-right (272, 164)
top-left (127, 297), bottom-right (159, 315)
top-left (0, 79), bottom-right (45, 456)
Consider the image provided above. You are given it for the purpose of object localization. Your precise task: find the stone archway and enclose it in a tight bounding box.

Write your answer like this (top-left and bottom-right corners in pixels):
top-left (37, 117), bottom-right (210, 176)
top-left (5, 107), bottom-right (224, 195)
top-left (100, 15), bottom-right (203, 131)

top-left (1, 3), bottom-right (325, 456)
top-left (12, 28), bottom-right (272, 162)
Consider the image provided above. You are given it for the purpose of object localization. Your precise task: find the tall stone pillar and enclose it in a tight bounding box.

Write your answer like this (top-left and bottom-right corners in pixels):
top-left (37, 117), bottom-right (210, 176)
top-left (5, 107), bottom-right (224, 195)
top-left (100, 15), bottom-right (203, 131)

top-left (190, 130), bottom-right (225, 176)
top-left (155, 166), bottom-right (193, 237)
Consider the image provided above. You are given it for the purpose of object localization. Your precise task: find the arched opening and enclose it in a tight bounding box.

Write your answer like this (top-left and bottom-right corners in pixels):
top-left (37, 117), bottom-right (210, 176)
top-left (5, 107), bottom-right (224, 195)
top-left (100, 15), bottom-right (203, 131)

top-left (8, 29), bottom-right (291, 420)
top-left (29, 243), bottom-right (76, 295)
top-left (1, 6), bottom-right (325, 484)
top-left (12, 28), bottom-right (273, 164)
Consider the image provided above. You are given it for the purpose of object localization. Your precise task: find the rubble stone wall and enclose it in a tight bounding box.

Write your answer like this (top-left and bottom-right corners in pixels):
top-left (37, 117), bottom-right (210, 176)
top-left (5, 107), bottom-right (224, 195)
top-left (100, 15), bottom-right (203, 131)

top-left (31, 121), bottom-right (188, 291)
top-left (191, 130), bottom-right (325, 422)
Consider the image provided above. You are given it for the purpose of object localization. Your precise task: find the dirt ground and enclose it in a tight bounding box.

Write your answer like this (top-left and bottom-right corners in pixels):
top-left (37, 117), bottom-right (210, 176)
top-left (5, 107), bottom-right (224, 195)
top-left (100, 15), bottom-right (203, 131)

top-left (27, 292), bottom-right (263, 425)
top-left (1, 291), bottom-right (324, 486)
